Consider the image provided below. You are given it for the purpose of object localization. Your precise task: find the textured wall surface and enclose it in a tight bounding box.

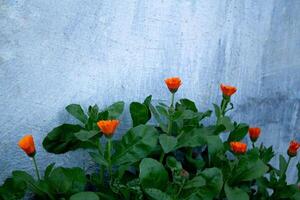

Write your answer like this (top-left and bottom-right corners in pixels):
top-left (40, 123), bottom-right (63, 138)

top-left (0, 0), bottom-right (300, 183)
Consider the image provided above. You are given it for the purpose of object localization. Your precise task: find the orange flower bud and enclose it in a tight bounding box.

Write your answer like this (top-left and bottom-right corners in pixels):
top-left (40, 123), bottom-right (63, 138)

top-left (230, 142), bottom-right (247, 154)
top-left (165, 77), bottom-right (182, 93)
top-left (220, 84), bottom-right (237, 97)
top-left (248, 127), bottom-right (261, 142)
top-left (287, 140), bottom-right (300, 157)
top-left (18, 135), bottom-right (36, 157)
top-left (97, 120), bottom-right (120, 137)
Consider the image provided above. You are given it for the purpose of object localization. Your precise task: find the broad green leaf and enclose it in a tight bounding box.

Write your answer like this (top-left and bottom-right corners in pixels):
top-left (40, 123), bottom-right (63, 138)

top-left (176, 99), bottom-right (198, 112)
top-left (206, 135), bottom-right (223, 155)
top-left (232, 156), bottom-right (268, 182)
top-left (156, 105), bottom-right (169, 118)
top-left (159, 134), bottom-right (177, 153)
top-left (224, 183), bottom-right (249, 200)
top-left (144, 188), bottom-right (173, 200)
top-left (105, 101), bottom-right (124, 119)
top-left (183, 176), bottom-right (206, 189)
top-left (70, 192), bottom-right (99, 200)
top-left (227, 123), bottom-right (249, 142)
top-left (176, 128), bottom-right (206, 148)
top-left (66, 104), bottom-right (88, 124)
top-left (185, 167), bottom-right (223, 200)
top-left (12, 171), bottom-right (53, 198)
top-left (166, 156), bottom-right (182, 172)
top-left (43, 124), bottom-right (82, 154)
top-left (44, 163), bottom-right (55, 179)
top-left (143, 95), bottom-right (152, 106)
top-left (89, 152), bottom-right (108, 166)
top-left (139, 158), bottom-right (168, 190)
top-left (217, 116), bottom-right (234, 132)
top-left (48, 167), bottom-right (86, 194)
top-left (213, 103), bottom-right (221, 119)
top-left (148, 103), bottom-right (168, 132)
top-left (130, 102), bottom-right (150, 127)
top-left (112, 125), bottom-right (159, 165)
top-left (0, 173), bottom-right (27, 200)
top-left (199, 167), bottom-right (223, 194)
top-left (74, 130), bottom-right (99, 141)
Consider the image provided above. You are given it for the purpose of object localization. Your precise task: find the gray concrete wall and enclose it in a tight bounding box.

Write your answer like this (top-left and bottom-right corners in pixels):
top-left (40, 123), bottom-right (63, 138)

top-left (0, 0), bottom-right (299, 182)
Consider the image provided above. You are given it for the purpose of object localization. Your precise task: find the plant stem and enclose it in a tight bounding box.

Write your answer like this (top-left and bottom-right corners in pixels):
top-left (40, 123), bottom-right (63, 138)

top-left (159, 153), bottom-right (164, 163)
top-left (32, 156), bottom-right (41, 181)
top-left (252, 142), bottom-right (255, 148)
top-left (176, 179), bottom-right (186, 198)
top-left (171, 93), bottom-right (175, 108)
top-left (220, 97), bottom-right (230, 116)
top-left (107, 138), bottom-right (112, 180)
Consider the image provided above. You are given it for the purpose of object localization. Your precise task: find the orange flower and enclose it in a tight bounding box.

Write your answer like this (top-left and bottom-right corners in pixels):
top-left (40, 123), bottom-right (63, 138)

top-left (165, 77), bottom-right (182, 93)
top-left (287, 140), bottom-right (300, 157)
top-left (230, 142), bottom-right (247, 154)
top-left (97, 120), bottom-right (120, 137)
top-left (220, 84), bottom-right (237, 97)
top-left (18, 135), bottom-right (36, 157)
top-left (248, 127), bottom-right (261, 142)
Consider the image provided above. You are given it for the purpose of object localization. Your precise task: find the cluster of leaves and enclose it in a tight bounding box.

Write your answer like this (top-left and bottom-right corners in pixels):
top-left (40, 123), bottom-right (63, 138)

top-left (0, 94), bottom-right (299, 200)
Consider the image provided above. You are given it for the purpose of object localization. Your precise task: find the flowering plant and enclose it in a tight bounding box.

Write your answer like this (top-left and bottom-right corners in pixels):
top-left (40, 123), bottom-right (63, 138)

top-left (0, 77), bottom-right (299, 200)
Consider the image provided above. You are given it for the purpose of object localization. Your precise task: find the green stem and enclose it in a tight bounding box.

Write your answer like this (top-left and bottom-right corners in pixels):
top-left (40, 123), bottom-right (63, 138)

top-left (159, 153), bottom-right (164, 163)
top-left (171, 93), bottom-right (175, 108)
top-left (176, 179), bottom-right (186, 197)
top-left (252, 142), bottom-right (255, 148)
top-left (107, 138), bottom-right (112, 180)
top-left (220, 97), bottom-right (230, 116)
top-left (32, 156), bottom-right (41, 181)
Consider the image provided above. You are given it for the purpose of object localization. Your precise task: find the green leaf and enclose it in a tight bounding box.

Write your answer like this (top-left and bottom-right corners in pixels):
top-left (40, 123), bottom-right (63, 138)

top-left (70, 192), bottom-right (99, 200)
top-left (213, 103), bottom-right (221, 119)
top-left (176, 99), bottom-right (198, 112)
top-left (74, 130), bottom-right (99, 141)
top-left (199, 168), bottom-right (223, 194)
top-left (156, 105), bottom-right (169, 118)
top-left (148, 103), bottom-right (168, 132)
top-left (232, 156), bottom-right (268, 182)
top-left (48, 167), bottom-right (86, 194)
top-left (66, 104), bottom-right (88, 124)
top-left (159, 134), bottom-right (177, 153)
top-left (12, 171), bottom-right (52, 198)
top-left (183, 168), bottom-right (223, 199)
top-left (176, 128), bottom-right (206, 148)
top-left (144, 188), bottom-right (173, 200)
top-left (0, 173), bottom-right (27, 200)
top-left (105, 101), bottom-right (124, 119)
top-left (166, 156), bottom-right (182, 172)
top-left (224, 183), bottom-right (249, 200)
top-left (43, 124), bottom-right (82, 154)
top-left (89, 152), bottom-right (108, 166)
top-left (279, 155), bottom-right (287, 177)
top-left (227, 123), bottom-right (249, 142)
top-left (44, 163), bottom-right (55, 179)
top-left (183, 176), bottom-right (206, 189)
top-left (130, 102), bottom-right (151, 127)
top-left (217, 116), bottom-right (234, 132)
top-left (139, 158), bottom-right (168, 190)
top-left (206, 135), bottom-right (223, 155)
top-left (112, 125), bottom-right (159, 165)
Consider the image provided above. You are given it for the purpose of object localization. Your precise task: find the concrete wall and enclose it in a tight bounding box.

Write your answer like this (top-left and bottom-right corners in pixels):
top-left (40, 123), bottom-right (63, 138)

top-left (0, 0), bottom-right (299, 182)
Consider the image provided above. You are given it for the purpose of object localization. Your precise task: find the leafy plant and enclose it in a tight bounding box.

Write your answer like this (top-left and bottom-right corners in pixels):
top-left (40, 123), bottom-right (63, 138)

top-left (1, 77), bottom-right (299, 200)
